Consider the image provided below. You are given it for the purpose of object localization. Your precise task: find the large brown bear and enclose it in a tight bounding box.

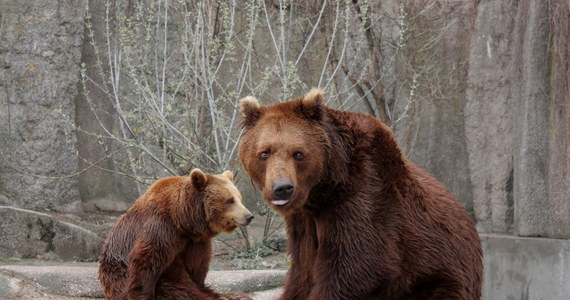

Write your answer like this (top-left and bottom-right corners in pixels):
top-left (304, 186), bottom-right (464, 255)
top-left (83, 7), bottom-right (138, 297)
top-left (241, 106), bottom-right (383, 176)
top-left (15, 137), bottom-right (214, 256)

top-left (239, 89), bottom-right (483, 300)
top-left (98, 169), bottom-right (253, 300)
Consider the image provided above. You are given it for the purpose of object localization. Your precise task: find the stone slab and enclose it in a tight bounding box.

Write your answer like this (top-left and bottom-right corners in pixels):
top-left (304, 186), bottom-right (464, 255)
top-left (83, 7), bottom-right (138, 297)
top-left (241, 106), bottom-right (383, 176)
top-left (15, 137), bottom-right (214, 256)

top-left (481, 233), bottom-right (570, 300)
top-left (0, 206), bottom-right (102, 260)
top-left (0, 264), bottom-right (286, 299)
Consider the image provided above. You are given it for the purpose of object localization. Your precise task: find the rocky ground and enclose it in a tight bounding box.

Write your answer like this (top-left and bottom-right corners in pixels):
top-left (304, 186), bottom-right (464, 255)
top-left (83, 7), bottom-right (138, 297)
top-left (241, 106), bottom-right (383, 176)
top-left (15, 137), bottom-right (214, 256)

top-left (4, 208), bottom-right (290, 270)
top-left (0, 264), bottom-right (285, 300)
top-left (0, 208), bottom-right (289, 299)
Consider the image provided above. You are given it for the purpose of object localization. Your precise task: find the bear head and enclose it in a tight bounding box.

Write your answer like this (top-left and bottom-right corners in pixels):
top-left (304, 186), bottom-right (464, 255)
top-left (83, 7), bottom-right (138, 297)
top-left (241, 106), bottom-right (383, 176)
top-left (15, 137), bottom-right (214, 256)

top-left (190, 168), bottom-right (253, 233)
top-left (238, 89), bottom-right (333, 216)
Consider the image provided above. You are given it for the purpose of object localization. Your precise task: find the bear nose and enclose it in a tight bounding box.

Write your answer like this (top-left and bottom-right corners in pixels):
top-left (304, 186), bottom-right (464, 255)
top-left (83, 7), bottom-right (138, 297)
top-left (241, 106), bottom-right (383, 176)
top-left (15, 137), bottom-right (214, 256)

top-left (245, 213), bottom-right (254, 225)
top-left (272, 179), bottom-right (294, 200)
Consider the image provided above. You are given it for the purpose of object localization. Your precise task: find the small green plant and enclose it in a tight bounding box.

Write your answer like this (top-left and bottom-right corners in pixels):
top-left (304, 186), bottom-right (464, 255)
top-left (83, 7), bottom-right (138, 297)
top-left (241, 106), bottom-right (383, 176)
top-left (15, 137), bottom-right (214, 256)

top-left (230, 241), bottom-right (280, 270)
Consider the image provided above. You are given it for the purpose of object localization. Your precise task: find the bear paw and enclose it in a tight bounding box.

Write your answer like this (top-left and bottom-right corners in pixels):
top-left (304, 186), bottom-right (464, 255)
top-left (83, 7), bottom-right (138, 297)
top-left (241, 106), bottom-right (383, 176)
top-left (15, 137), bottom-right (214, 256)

top-left (218, 292), bottom-right (253, 300)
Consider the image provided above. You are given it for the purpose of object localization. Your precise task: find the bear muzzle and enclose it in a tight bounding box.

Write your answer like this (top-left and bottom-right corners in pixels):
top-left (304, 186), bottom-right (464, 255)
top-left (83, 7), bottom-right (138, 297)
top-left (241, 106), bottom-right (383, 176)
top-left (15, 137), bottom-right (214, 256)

top-left (234, 210), bottom-right (254, 226)
top-left (244, 212), bottom-right (254, 225)
top-left (271, 179), bottom-right (295, 206)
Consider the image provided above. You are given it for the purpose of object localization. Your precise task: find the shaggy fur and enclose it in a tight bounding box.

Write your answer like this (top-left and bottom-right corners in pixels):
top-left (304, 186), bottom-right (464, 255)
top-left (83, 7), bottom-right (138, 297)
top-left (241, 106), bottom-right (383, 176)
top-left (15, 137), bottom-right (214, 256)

top-left (239, 89), bottom-right (483, 300)
top-left (98, 169), bottom-right (253, 300)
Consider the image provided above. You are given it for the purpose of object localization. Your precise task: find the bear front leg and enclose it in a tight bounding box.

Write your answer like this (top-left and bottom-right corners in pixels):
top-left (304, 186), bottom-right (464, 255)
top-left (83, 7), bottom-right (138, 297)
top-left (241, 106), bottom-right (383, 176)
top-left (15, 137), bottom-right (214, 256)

top-left (127, 223), bottom-right (183, 300)
top-left (216, 291), bottom-right (253, 300)
top-left (307, 212), bottom-right (401, 300)
top-left (278, 212), bottom-right (318, 300)
top-left (157, 278), bottom-right (238, 300)
top-left (198, 285), bottom-right (252, 300)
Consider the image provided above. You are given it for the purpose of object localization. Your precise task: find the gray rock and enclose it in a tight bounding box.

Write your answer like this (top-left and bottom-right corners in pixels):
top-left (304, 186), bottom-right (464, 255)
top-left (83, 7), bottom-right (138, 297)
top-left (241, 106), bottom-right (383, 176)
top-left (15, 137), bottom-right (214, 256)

top-left (0, 273), bottom-right (23, 298)
top-left (545, 1), bottom-right (570, 239)
top-left (250, 288), bottom-right (284, 300)
top-left (481, 234), bottom-right (570, 300)
top-left (0, 265), bottom-right (100, 298)
top-left (459, 0), bottom-right (570, 238)
top-left (511, 0), bottom-right (551, 237)
top-left (465, 0), bottom-right (518, 234)
top-left (392, 1), bottom-right (475, 216)
top-left (4, 233), bottom-right (570, 300)
top-left (0, 0), bottom-right (87, 213)
top-left (0, 206), bottom-right (102, 261)
top-left (0, 0), bottom-right (569, 240)
top-left (0, 264), bottom-right (286, 299)
top-left (82, 196), bottom-right (130, 213)
top-left (205, 270), bottom-right (286, 294)
top-left (74, 0), bottom-right (138, 211)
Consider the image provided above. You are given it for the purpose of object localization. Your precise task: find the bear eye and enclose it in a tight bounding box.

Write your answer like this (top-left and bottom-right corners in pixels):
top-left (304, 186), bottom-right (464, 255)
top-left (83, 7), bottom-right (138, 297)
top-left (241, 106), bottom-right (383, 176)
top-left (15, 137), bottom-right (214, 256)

top-left (225, 198), bottom-right (234, 205)
top-left (293, 151), bottom-right (304, 161)
top-left (260, 151), bottom-right (269, 161)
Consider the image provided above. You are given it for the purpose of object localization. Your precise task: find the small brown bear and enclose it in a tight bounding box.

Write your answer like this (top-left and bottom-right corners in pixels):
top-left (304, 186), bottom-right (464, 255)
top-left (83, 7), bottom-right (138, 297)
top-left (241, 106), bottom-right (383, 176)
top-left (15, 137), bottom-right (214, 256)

top-left (98, 169), bottom-right (254, 300)
top-left (239, 89), bottom-right (483, 300)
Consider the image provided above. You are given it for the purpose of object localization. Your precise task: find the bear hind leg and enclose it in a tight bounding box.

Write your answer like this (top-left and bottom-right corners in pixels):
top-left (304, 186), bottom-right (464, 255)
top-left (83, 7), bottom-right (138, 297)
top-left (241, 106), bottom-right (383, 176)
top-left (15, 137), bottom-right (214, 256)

top-left (156, 280), bottom-right (214, 300)
top-left (405, 276), bottom-right (473, 300)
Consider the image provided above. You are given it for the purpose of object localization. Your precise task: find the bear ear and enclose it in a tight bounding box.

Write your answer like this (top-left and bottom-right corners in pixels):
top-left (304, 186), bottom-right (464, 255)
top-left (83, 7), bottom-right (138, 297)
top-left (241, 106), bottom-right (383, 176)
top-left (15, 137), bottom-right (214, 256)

top-left (299, 88), bottom-right (324, 121)
top-left (221, 170), bottom-right (233, 181)
top-left (240, 96), bottom-right (263, 129)
top-left (190, 168), bottom-right (208, 189)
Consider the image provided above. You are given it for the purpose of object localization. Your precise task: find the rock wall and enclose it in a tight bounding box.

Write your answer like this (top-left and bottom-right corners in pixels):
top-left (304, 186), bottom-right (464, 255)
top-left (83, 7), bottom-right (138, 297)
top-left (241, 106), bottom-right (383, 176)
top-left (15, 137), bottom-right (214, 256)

top-left (465, 0), bottom-right (518, 234)
top-left (392, 1), bottom-right (476, 217)
top-left (0, 0), bottom-right (568, 239)
top-left (0, 0), bottom-right (87, 212)
top-left (74, 0), bottom-right (132, 212)
top-left (0, 206), bottom-right (101, 260)
top-left (466, 0), bottom-right (570, 238)
top-left (390, 0), bottom-right (569, 238)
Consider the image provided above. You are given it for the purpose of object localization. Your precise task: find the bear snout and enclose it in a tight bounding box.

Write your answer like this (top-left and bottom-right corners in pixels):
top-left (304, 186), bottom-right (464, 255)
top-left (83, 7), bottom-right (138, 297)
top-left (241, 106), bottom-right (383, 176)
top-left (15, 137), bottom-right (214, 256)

top-left (271, 179), bottom-right (294, 206)
top-left (235, 211), bottom-right (254, 226)
top-left (234, 207), bottom-right (253, 226)
top-left (245, 213), bottom-right (254, 225)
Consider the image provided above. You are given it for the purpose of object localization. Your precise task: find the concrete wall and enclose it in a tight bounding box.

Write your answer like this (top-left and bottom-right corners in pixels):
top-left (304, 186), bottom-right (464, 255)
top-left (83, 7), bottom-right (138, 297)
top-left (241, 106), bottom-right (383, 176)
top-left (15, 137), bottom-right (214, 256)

top-left (482, 234), bottom-right (570, 300)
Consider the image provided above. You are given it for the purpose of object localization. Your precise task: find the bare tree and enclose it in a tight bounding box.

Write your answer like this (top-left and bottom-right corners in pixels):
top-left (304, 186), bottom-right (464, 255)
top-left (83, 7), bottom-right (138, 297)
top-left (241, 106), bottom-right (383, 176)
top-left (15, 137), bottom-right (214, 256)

top-left (76, 0), bottom-right (459, 249)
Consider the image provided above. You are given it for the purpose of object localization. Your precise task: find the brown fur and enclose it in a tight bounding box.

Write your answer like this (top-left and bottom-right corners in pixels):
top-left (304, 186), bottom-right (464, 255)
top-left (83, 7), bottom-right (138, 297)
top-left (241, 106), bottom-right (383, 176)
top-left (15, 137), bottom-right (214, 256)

top-left (239, 89), bottom-right (483, 300)
top-left (98, 169), bottom-right (253, 300)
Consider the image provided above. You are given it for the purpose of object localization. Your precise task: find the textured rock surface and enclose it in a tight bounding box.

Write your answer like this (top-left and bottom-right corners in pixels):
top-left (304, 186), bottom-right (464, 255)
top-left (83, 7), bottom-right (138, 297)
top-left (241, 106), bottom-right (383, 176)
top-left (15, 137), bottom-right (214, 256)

top-left (0, 265), bottom-right (286, 299)
top-left (516, 0), bottom-right (570, 238)
top-left (481, 234), bottom-right (570, 300)
top-left (546, 0), bottom-right (570, 239)
top-left (397, 0), bottom-right (570, 238)
top-left (0, 0), bottom-right (87, 212)
top-left (465, 0), bottom-right (570, 238)
top-left (3, 235), bottom-right (570, 300)
top-left (73, 0), bottom-right (135, 212)
top-left (392, 1), bottom-right (475, 216)
top-left (0, 206), bottom-right (101, 260)
top-left (511, 0), bottom-right (551, 237)
top-left (465, 0), bottom-right (517, 233)
top-left (0, 0), bottom-right (568, 238)
top-left (0, 265), bottom-right (100, 298)
top-left (0, 274), bottom-right (22, 299)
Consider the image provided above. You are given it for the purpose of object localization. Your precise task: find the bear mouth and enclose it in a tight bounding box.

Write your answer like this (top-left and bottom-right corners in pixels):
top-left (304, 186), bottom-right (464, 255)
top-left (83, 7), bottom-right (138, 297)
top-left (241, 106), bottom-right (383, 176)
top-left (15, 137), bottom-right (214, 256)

top-left (271, 199), bottom-right (290, 206)
top-left (235, 220), bottom-right (249, 226)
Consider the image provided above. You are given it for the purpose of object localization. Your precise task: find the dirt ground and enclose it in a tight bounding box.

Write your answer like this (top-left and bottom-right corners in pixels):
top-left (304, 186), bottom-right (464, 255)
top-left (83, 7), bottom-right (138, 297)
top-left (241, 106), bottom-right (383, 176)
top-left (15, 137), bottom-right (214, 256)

top-left (41, 210), bottom-right (290, 271)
